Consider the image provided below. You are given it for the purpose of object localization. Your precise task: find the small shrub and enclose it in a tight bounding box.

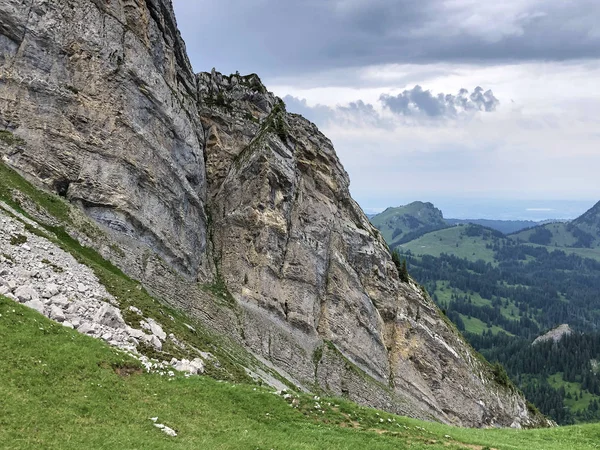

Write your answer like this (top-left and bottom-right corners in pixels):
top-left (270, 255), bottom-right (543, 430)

top-left (2, 253), bottom-right (15, 262)
top-left (109, 243), bottom-right (126, 258)
top-left (215, 92), bottom-right (226, 106)
top-left (0, 130), bottom-right (25, 146)
top-left (273, 115), bottom-right (288, 142)
top-left (10, 234), bottom-right (27, 246)
top-left (392, 250), bottom-right (410, 282)
top-left (492, 361), bottom-right (511, 388)
top-left (41, 258), bottom-right (64, 273)
top-left (527, 400), bottom-right (541, 415)
top-left (313, 345), bottom-right (323, 366)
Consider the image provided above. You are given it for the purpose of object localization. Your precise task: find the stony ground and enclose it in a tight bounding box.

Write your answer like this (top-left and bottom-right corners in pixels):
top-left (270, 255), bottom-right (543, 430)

top-left (0, 204), bottom-right (204, 377)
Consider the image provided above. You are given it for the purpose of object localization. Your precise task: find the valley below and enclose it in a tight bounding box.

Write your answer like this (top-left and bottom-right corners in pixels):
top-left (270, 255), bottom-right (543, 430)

top-left (372, 201), bottom-right (600, 424)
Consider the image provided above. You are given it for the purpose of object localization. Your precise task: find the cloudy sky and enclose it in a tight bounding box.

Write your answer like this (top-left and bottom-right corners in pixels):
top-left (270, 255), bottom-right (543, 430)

top-left (172, 0), bottom-right (599, 219)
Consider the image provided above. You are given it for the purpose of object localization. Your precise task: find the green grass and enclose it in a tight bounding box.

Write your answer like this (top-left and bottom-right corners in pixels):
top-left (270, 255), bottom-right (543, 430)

top-left (400, 226), bottom-right (497, 264)
top-left (3, 295), bottom-right (600, 450)
top-left (512, 223), bottom-right (578, 248)
top-left (499, 298), bottom-right (521, 320)
top-left (548, 373), bottom-right (600, 412)
top-left (435, 282), bottom-right (520, 322)
top-left (0, 161), bottom-right (72, 224)
top-left (460, 314), bottom-right (510, 336)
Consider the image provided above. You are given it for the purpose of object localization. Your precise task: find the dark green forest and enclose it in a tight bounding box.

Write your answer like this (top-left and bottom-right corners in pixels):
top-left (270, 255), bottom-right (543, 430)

top-left (399, 231), bottom-right (600, 424)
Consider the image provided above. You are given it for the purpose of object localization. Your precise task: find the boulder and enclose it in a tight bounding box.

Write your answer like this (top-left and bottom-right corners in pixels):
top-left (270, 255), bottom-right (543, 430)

top-left (24, 299), bottom-right (45, 315)
top-left (44, 283), bottom-right (60, 298)
top-left (49, 305), bottom-right (66, 322)
top-left (14, 286), bottom-right (38, 303)
top-left (94, 304), bottom-right (125, 329)
top-left (173, 358), bottom-right (204, 375)
top-left (77, 322), bottom-right (95, 335)
top-left (141, 318), bottom-right (167, 341)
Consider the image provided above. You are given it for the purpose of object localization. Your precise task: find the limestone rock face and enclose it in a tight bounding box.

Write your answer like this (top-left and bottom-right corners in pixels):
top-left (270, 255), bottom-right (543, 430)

top-left (0, 0), bottom-right (546, 428)
top-left (197, 71), bottom-right (543, 427)
top-left (0, 0), bottom-right (208, 278)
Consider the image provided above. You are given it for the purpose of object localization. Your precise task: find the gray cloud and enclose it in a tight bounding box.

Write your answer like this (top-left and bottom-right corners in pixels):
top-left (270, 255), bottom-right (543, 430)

top-left (173, 0), bottom-right (600, 76)
top-left (282, 96), bottom-right (336, 126)
top-left (284, 85), bottom-right (498, 127)
top-left (380, 86), bottom-right (499, 117)
top-left (283, 95), bottom-right (388, 128)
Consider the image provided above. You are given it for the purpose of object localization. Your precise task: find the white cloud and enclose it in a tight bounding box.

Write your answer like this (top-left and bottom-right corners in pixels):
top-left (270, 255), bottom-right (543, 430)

top-left (265, 59), bottom-right (600, 209)
top-left (172, 0), bottom-right (600, 211)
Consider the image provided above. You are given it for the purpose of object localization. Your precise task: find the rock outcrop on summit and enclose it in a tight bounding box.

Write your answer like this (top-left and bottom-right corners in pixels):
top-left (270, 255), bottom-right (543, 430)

top-left (0, 0), bottom-right (546, 427)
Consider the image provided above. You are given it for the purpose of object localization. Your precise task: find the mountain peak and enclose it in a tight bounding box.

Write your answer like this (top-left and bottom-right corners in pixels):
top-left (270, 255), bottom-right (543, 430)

top-left (370, 201), bottom-right (446, 246)
top-left (573, 200), bottom-right (600, 227)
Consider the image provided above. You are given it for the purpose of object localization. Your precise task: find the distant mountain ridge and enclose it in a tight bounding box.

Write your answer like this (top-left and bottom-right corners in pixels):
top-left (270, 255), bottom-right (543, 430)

top-left (369, 201), bottom-right (564, 246)
top-left (513, 200), bottom-right (600, 249)
top-left (372, 199), bottom-right (600, 425)
top-left (447, 218), bottom-right (551, 235)
top-left (370, 202), bottom-right (448, 248)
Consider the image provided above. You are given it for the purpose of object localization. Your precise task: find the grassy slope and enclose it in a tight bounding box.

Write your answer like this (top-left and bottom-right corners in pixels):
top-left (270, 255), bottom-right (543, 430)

top-left (512, 220), bottom-right (600, 255)
top-left (402, 224), bottom-right (600, 263)
top-left (460, 314), bottom-right (509, 336)
top-left (512, 223), bottom-right (577, 247)
top-left (370, 202), bottom-right (446, 246)
top-left (436, 281), bottom-right (520, 326)
top-left (548, 373), bottom-right (596, 412)
top-left (399, 226), bottom-right (497, 263)
top-left (3, 296), bottom-right (600, 450)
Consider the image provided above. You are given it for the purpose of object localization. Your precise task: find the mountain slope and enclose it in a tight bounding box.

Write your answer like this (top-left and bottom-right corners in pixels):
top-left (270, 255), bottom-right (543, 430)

top-left (512, 201), bottom-right (600, 249)
top-left (386, 204), bottom-right (600, 424)
top-left (400, 224), bottom-right (501, 263)
top-left (371, 202), bottom-right (448, 247)
top-left (0, 0), bottom-right (542, 427)
top-left (6, 296), bottom-right (590, 449)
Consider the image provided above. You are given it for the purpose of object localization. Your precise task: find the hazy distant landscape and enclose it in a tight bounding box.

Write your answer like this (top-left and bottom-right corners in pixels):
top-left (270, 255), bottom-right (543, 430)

top-left (365, 198), bottom-right (594, 222)
top-left (371, 200), bottom-right (600, 424)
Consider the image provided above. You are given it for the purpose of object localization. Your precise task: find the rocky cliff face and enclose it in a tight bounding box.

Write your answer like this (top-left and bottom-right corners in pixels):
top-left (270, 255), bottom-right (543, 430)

top-left (0, 0), bottom-right (546, 428)
top-left (0, 0), bottom-right (208, 278)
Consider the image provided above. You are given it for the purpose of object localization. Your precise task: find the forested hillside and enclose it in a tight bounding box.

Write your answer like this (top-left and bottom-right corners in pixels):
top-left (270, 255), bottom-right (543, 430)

top-left (513, 201), bottom-right (600, 249)
top-left (381, 203), bottom-right (600, 425)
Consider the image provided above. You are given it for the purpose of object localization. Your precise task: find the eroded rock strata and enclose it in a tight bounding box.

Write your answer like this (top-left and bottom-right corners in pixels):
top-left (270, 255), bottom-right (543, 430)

top-left (0, 0), bottom-right (545, 427)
